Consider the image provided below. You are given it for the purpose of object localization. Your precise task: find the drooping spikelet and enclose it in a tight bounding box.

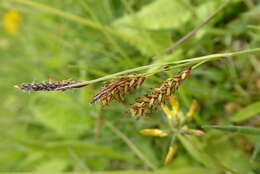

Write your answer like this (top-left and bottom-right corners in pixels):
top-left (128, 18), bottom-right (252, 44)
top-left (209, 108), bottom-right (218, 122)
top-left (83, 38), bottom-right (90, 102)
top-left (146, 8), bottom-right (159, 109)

top-left (130, 68), bottom-right (191, 116)
top-left (14, 80), bottom-right (87, 91)
top-left (90, 73), bottom-right (145, 105)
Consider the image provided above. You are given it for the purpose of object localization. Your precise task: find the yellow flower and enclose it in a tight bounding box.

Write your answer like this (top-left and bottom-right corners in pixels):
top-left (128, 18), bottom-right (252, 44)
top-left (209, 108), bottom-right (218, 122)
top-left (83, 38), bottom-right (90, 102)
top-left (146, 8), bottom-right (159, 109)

top-left (164, 144), bottom-right (177, 164)
top-left (187, 100), bottom-right (199, 121)
top-left (140, 96), bottom-right (204, 165)
top-left (161, 103), bottom-right (173, 121)
top-left (3, 9), bottom-right (21, 35)
top-left (169, 96), bottom-right (180, 113)
top-left (139, 129), bottom-right (168, 137)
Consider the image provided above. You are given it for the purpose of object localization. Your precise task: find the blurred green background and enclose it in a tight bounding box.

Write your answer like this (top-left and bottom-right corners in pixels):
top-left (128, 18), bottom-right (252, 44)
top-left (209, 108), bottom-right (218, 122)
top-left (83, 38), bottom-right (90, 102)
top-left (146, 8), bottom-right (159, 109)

top-left (0, 0), bottom-right (260, 173)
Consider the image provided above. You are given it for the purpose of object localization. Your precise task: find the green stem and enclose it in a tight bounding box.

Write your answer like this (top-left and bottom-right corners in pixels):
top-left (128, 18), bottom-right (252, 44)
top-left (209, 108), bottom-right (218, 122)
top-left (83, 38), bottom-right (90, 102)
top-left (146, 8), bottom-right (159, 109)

top-left (11, 0), bottom-right (133, 41)
top-left (162, 0), bottom-right (229, 54)
top-left (79, 0), bottom-right (131, 62)
top-left (203, 125), bottom-right (260, 135)
top-left (57, 48), bottom-right (260, 90)
top-left (105, 121), bottom-right (157, 170)
top-left (182, 135), bottom-right (238, 174)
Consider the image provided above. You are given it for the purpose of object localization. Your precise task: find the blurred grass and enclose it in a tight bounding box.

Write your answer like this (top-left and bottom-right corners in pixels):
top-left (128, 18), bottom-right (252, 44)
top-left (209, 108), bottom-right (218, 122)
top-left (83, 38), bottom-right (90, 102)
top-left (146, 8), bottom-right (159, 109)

top-left (0, 0), bottom-right (260, 173)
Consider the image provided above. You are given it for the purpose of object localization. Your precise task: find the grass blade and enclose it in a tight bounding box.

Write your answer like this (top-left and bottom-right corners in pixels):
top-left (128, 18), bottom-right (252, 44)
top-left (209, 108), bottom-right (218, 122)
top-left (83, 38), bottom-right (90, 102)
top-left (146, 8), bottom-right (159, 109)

top-left (203, 125), bottom-right (260, 135)
top-left (11, 0), bottom-right (136, 42)
top-left (233, 101), bottom-right (260, 122)
top-left (56, 48), bottom-right (260, 90)
top-left (105, 121), bottom-right (157, 170)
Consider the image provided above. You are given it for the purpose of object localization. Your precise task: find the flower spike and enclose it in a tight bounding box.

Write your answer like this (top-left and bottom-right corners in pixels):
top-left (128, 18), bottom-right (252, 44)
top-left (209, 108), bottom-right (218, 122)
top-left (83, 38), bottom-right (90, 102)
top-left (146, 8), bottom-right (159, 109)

top-left (130, 68), bottom-right (192, 117)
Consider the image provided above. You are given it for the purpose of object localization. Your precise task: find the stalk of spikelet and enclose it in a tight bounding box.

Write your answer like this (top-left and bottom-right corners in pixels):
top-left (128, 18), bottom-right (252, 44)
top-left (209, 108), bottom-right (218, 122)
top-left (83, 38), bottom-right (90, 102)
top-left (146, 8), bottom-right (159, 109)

top-left (14, 80), bottom-right (87, 91)
top-left (130, 68), bottom-right (191, 116)
top-left (90, 73), bottom-right (145, 105)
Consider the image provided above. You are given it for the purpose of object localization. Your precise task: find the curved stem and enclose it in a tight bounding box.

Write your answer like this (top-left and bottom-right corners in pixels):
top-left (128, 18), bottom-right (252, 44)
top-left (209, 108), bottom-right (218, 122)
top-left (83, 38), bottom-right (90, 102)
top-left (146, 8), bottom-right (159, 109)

top-left (105, 121), bottom-right (157, 170)
top-left (57, 48), bottom-right (260, 90)
top-left (162, 0), bottom-right (230, 55)
top-left (182, 135), bottom-right (238, 174)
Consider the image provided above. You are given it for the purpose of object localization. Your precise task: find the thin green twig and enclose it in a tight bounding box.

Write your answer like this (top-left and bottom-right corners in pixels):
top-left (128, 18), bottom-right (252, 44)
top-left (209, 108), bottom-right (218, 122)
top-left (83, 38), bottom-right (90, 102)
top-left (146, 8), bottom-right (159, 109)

top-left (203, 125), bottom-right (260, 135)
top-left (162, 0), bottom-right (230, 55)
top-left (79, 0), bottom-right (131, 62)
top-left (121, 0), bottom-right (160, 56)
top-left (11, 0), bottom-right (136, 42)
top-left (182, 135), bottom-right (237, 174)
top-left (57, 47), bottom-right (260, 90)
top-left (105, 121), bottom-right (157, 170)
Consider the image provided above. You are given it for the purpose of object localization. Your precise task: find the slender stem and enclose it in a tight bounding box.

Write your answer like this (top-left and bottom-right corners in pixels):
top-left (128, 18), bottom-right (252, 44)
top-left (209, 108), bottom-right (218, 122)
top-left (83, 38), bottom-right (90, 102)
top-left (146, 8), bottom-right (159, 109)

top-left (67, 148), bottom-right (90, 171)
top-left (57, 48), bottom-right (260, 90)
top-left (79, 0), bottom-right (131, 62)
top-left (11, 0), bottom-right (133, 41)
top-left (143, 62), bottom-right (194, 77)
top-left (121, 0), bottom-right (160, 56)
top-left (191, 60), bottom-right (208, 70)
top-left (162, 0), bottom-right (230, 55)
top-left (202, 125), bottom-right (260, 135)
top-left (248, 25), bottom-right (260, 31)
top-left (182, 135), bottom-right (237, 174)
top-left (105, 121), bottom-right (157, 170)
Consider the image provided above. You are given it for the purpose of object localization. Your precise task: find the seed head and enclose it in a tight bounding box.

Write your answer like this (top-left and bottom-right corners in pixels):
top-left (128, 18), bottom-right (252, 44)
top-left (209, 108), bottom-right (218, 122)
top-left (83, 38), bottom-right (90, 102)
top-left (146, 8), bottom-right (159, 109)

top-left (14, 80), bottom-right (87, 91)
top-left (90, 73), bottom-right (145, 105)
top-left (130, 68), bottom-right (191, 117)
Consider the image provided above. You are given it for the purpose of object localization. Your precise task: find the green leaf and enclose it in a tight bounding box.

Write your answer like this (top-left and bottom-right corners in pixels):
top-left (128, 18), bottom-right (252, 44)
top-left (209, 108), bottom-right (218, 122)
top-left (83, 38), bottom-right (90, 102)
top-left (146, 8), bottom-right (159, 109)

top-left (112, 0), bottom-right (192, 56)
top-left (30, 93), bottom-right (93, 138)
top-left (112, 0), bottom-right (222, 56)
top-left (203, 125), bottom-right (260, 135)
top-left (0, 168), bottom-right (220, 174)
top-left (16, 140), bottom-right (134, 161)
top-left (233, 101), bottom-right (260, 122)
top-left (113, 0), bottom-right (191, 30)
top-left (177, 135), bottom-right (214, 168)
top-left (34, 159), bottom-right (68, 172)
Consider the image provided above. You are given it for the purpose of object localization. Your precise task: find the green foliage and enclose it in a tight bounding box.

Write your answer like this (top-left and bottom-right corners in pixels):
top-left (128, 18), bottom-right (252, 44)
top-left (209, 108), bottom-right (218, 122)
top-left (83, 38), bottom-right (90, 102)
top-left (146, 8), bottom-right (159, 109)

top-left (203, 125), bottom-right (260, 135)
top-left (233, 101), bottom-right (260, 122)
top-left (30, 93), bottom-right (92, 138)
top-left (0, 0), bottom-right (260, 173)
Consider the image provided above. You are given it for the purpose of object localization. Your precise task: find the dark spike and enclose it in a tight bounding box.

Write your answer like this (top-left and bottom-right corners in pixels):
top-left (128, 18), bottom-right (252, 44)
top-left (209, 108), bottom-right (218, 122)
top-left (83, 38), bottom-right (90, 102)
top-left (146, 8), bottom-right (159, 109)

top-left (130, 67), bottom-right (192, 117)
top-left (14, 80), bottom-right (87, 91)
top-left (90, 73), bottom-right (146, 105)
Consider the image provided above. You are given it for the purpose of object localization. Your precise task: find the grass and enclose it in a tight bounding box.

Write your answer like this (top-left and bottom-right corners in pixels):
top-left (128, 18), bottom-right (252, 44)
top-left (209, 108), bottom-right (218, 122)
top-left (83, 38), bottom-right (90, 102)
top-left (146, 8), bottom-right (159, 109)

top-left (0, 0), bottom-right (260, 173)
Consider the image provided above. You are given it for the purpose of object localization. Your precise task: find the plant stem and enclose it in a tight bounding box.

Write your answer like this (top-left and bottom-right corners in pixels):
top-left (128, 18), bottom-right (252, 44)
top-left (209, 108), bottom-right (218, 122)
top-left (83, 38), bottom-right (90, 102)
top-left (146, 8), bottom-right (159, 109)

top-left (162, 0), bottom-right (230, 55)
top-left (11, 0), bottom-right (135, 42)
top-left (182, 135), bottom-right (238, 174)
top-left (203, 125), bottom-right (260, 135)
top-left (57, 47), bottom-right (260, 90)
top-left (79, 0), bottom-right (131, 62)
top-left (105, 121), bottom-right (157, 170)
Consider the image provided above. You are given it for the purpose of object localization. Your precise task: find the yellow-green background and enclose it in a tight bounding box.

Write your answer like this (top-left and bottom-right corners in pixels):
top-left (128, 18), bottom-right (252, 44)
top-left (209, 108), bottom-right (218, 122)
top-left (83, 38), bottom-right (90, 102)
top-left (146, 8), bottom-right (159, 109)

top-left (0, 0), bottom-right (260, 173)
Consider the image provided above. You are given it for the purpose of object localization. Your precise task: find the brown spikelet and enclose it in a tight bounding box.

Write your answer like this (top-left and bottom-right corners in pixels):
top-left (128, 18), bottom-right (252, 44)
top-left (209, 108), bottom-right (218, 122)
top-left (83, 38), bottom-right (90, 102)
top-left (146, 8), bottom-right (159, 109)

top-left (130, 68), bottom-right (191, 117)
top-left (91, 73), bottom-right (145, 105)
top-left (14, 80), bottom-right (87, 91)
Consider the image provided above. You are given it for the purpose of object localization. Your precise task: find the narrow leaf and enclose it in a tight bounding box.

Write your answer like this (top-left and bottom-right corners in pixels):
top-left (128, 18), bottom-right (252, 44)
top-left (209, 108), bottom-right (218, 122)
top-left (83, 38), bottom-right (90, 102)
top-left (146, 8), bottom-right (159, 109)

top-left (233, 101), bottom-right (260, 122)
top-left (203, 125), bottom-right (260, 135)
top-left (177, 135), bottom-right (214, 168)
